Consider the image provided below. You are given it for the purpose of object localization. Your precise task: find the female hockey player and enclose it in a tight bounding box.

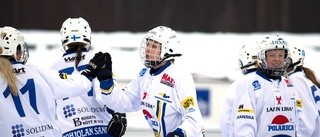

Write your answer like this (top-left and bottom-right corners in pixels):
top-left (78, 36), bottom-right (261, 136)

top-left (230, 34), bottom-right (298, 136)
top-left (286, 45), bottom-right (320, 137)
top-left (94, 26), bottom-right (205, 137)
top-left (0, 26), bottom-right (105, 136)
top-left (50, 17), bottom-right (127, 137)
top-left (220, 41), bottom-right (258, 137)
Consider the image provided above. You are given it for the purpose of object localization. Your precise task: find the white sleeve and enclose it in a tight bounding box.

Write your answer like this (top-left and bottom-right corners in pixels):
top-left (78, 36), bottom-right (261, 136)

top-left (175, 71), bottom-right (204, 136)
top-left (290, 76), bottom-right (319, 137)
top-left (96, 78), bottom-right (142, 113)
top-left (219, 81), bottom-right (238, 137)
top-left (34, 65), bottom-right (92, 99)
top-left (232, 80), bottom-right (257, 137)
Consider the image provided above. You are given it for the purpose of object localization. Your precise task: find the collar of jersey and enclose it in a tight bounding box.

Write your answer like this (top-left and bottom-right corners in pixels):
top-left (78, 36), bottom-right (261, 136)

top-left (256, 70), bottom-right (282, 82)
top-left (149, 61), bottom-right (172, 76)
top-left (287, 68), bottom-right (303, 77)
top-left (10, 60), bottom-right (21, 65)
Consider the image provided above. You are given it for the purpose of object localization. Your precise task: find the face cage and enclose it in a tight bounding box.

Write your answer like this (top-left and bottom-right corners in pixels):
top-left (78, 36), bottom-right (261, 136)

top-left (21, 42), bottom-right (29, 64)
top-left (259, 49), bottom-right (291, 77)
top-left (140, 39), bottom-right (162, 68)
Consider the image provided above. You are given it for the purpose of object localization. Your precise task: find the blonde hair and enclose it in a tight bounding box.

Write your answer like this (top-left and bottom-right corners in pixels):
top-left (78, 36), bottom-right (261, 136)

top-left (0, 57), bottom-right (18, 96)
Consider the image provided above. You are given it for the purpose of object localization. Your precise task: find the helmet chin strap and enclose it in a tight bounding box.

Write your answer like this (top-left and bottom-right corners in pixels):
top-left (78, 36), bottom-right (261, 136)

top-left (240, 62), bottom-right (255, 69)
top-left (257, 67), bottom-right (282, 79)
top-left (145, 60), bottom-right (161, 68)
top-left (163, 53), bottom-right (182, 60)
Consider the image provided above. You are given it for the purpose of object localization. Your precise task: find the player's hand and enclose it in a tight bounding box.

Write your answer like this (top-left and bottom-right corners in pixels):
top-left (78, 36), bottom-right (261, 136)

top-left (81, 51), bottom-right (106, 79)
top-left (167, 131), bottom-right (183, 137)
top-left (107, 112), bottom-right (127, 137)
top-left (97, 52), bottom-right (112, 81)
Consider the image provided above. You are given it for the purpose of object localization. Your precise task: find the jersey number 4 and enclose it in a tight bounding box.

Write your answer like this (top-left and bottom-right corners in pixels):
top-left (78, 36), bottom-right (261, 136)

top-left (3, 79), bottom-right (38, 117)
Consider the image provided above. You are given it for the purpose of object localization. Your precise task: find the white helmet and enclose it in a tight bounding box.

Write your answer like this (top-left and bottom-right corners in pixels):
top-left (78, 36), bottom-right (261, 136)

top-left (257, 34), bottom-right (291, 77)
top-left (139, 26), bottom-right (182, 68)
top-left (0, 26), bottom-right (28, 63)
top-left (238, 41), bottom-right (258, 74)
top-left (60, 17), bottom-right (91, 51)
top-left (287, 45), bottom-right (305, 75)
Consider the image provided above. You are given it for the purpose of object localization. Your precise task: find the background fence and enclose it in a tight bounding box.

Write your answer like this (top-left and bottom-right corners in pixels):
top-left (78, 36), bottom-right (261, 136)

top-left (2, 0), bottom-right (320, 32)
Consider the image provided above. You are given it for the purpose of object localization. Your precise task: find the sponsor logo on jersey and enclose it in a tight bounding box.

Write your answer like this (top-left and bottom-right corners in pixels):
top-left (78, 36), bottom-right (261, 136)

top-left (142, 92), bottom-right (148, 99)
top-left (238, 104), bottom-right (244, 109)
top-left (64, 55), bottom-right (86, 63)
top-left (158, 92), bottom-right (170, 99)
top-left (266, 106), bottom-right (294, 112)
top-left (236, 114), bottom-right (254, 120)
top-left (141, 101), bottom-right (155, 109)
top-left (63, 104), bottom-right (77, 118)
top-left (188, 107), bottom-right (196, 112)
top-left (181, 97), bottom-right (194, 110)
top-left (296, 99), bottom-right (302, 109)
top-left (284, 78), bottom-right (293, 87)
top-left (268, 115), bottom-right (295, 134)
top-left (139, 68), bottom-right (147, 77)
top-left (290, 94), bottom-right (296, 101)
top-left (73, 115), bottom-right (104, 127)
top-left (160, 73), bottom-right (175, 88)
top-left (62, 126), bottom-right (108, 137)
top-left (13, 67), bottom-right (26, 74)
top-left (76, 105), bottom-right (109, 114)
top-left (62, 104), bottom-right (109, 127)
top-left (59, 72), bottom-right (68, 79)
top-left (154, 92), bottom-right (172, 103)
top-left (142, 109), bottom-right (159, 136)
top-left (11, 124), bottom-right (54, 136)
top-left (296, 99), bottom-right (303, 114)
top-left (252, 80), bottom-right (261, 91)
top-left (276, 96), bottom-right (282, 105)
top-left (237, 104), bottom-right (254, 113)
top-left (237, 108), bottom-right (254, 113)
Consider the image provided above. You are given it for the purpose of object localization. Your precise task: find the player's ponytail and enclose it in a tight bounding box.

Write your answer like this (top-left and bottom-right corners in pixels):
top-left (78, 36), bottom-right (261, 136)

top-left (302, 66), bottom-right (320, 88)
top-left (75, 45), bottom-right (83, 71)
top-left (0, 57), bottom-right (18, 96)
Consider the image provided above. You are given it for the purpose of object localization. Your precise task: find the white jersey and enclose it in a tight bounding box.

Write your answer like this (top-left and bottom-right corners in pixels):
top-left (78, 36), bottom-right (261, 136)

top-left (219, 71), bottom-right (256, 137)
top-left (232, 71), bottom-right (298, 137)
top-left (50, 50), bottom-right (113, 137)
top-left (288, 70), bottom-right (320, 137)
top-left (96, 62), bottom-right (204, 137)
top-left (0, 61), bottom-right (91, 137)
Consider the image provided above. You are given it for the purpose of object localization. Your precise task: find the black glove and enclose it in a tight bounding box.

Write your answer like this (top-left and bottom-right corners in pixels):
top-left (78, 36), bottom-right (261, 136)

top-left (81, 52), bottom-right (106, 78)
top-left (97, 52), bottom-right (112, 81)
top-left (167, 131), bottom-right (183, 137)
top-left (107, 112), bottom-right (127, 137)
